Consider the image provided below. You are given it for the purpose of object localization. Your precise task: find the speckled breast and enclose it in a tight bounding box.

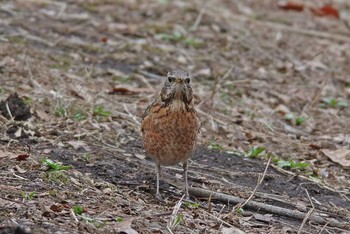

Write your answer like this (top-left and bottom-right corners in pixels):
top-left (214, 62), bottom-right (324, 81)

top-left (141, 102), bottom-right (200, 166)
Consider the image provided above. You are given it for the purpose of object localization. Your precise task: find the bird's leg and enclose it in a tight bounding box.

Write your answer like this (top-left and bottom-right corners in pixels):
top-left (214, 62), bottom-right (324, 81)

top-left (155, 162), bottom-right (161, 199)
top-left (183, 161), bottom-right (189, 199)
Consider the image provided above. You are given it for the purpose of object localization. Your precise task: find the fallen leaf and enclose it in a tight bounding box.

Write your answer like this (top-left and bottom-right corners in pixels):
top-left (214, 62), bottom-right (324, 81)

top-left (108, 86), bottom-right (152, 95)
top-left (278, 1), bottom-right (304, 11)
top-left (311, 4), bottom-right (339, 18)
top-left (253, 213), bottom-right (273, 223)
top-left (16, 154), bottom-right (29, 161)
top-left (134, 153), bottom-right (146, 160)
top-left (322, 148), bottom-right (350, 167)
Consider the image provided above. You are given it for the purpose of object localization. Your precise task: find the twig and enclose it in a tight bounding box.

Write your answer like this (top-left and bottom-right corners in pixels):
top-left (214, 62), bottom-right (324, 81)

top-left (123, 104), bottom-right (140, 126)
top-left (191, 7), bottom-right (205, 31)
top-left (188, 187), bottom-right (348, 228)
top-left (5, 102), bottom-right (13, 119)
top-left (318, 221), bottom-right (329, 234)
top-left (297, 189), bottom-right (315, 234)
top-left (239, 156), bottom-right (271, 208)
top-left (167, 194), bottom-right (185, 232)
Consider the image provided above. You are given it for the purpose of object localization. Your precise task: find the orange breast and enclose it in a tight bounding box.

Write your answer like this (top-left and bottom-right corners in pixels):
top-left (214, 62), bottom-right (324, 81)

top-left (141, 102), bottom-right (200, 166)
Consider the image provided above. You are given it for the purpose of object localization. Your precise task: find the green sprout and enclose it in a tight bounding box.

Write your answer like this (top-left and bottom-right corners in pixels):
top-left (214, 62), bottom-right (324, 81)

top-left (322, 98), bottom-right (348, 108)
top-left (93, 105), bottom-right (111, 117)
top-left (42, 159), bottom-right (73, 171)
top-left (184, 201), bottom-right (200, 209)
top-left (20, 191), bottom-right (36, 200)
top-left (208, 139), bottom-right (224, 151)
top-left (247, 147), bottom-right (265, 158)
top-left (73, 205), bottom-right (84, 215)
top-left (73, 111), bottom-right (86, 121)
top-left (277, 160), bottom-right (309, 170)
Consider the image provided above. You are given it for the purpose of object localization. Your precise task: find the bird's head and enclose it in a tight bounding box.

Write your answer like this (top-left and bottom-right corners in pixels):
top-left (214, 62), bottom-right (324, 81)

top-left (160, 69), bottom-right (193, 106)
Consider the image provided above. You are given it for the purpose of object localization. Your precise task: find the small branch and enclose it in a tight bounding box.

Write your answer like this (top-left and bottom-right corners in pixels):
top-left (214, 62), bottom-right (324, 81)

top-left (297, 189), bottom-right (315, 234)
top-left (189, 187), bottom-right (348, 229)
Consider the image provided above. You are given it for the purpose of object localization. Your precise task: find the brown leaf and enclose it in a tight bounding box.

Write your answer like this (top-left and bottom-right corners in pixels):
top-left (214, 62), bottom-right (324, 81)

top-left (322, 148), bottom-right (350, 167)
top-left (16, 154), bottom-right (29, 161)
top-left (50, 204), bottom-right (64, 212)
top-left (311, 4), bottom-right (339, 18)
top-left (108, 86), bottom-right (152, 95)
top-left (278, 1), bottom-right (304, 11)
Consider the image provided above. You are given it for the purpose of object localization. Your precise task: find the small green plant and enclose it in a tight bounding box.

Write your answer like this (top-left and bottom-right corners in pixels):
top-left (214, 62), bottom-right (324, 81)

top-left (247, 147), bottom-right (265, 158)
top-left (82, 215), bottom-right (107, 228)
top-left (40, 171), bottom-right (70, 185)
top-left (234, 207), bottom-right (244, 214)
top-left (184, 201), bottom-right (200, 209)
top-left (115, 217), bottom-right (124, 222)
top-left (208, 139), bottom-right (224, 151)
top-left (277, 160), bottom-right (309, 170)
top-left (73, 205), bottom-right (84, 215)
top-left (173, 214), bottom-right (184, 227)
top-left (93, 105), bottom-right (111, 117)
top-left (55, 105), bottom-right (68, 117)
top-left (42, 159), bottom-right (73, 171)
top-left (285, 113), bottom-right (306, 126)
top-left (20, 191), bottom-right (36, 200)
top-left (322, 97), bottom-right (348, 108)
top-left (295, 116), bottom-right (306, 126)
top-left (73, 111), bottom-right (86, 121)
top-left (156, 32), bottom-right (203, 48)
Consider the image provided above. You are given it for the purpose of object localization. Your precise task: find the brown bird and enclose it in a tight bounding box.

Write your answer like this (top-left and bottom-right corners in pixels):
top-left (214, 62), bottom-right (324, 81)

top-left (141, 69), bottom-right (200, 198)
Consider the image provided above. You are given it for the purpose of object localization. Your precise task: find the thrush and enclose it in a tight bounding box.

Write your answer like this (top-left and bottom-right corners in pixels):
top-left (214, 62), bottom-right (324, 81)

top-left (141, 69), bottom-right (200, 198)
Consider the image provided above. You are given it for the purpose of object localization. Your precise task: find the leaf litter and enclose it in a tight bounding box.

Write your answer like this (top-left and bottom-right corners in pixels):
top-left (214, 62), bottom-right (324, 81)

top-left (1, 0), bottom-right (350, 233)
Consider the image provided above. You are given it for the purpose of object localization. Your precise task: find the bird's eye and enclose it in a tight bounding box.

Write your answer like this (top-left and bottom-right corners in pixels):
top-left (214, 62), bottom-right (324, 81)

top-left (168, 77), bottom-right (175, 83)
top-left (185, 78), bottom-right (190, 84)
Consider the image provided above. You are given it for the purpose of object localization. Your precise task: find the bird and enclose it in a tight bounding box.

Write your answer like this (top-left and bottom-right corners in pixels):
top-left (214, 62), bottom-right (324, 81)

top-left (141, 69), bottom-right (200, 199)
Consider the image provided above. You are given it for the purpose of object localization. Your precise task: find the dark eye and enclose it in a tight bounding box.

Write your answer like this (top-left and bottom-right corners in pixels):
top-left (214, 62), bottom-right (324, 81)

top-left (185, 78), bottom-right (190, 84)
top-left (168, 76), bottom-right (175, 83)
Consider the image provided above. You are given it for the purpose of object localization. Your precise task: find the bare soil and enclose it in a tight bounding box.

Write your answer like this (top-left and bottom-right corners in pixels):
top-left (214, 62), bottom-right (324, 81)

top-left (1, 0), bottom-right (350, 233)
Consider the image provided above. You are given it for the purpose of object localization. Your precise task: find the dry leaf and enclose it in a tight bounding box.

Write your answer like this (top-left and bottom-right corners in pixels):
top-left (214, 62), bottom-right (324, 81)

top-left (311, 4), bottom-right (339, 18)
top-left (108, 86), bottom-right (152, 95)
top-left (322, 148), bottom-right (350, 167)
top-left (278, 1), bottom-right (304, 11)
top-left (16, 154), bottom-right (30, 161)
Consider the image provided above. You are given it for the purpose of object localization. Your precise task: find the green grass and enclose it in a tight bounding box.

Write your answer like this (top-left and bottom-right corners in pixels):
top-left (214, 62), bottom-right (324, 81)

top-left (42, 159), bottom-right (73, 171)
top-left (277, 160), bottom-right (309, 170)
top-left (20, 191), bottom-right (36, 200)
top-left (73, 205), bottom-right (85, 215)
top-left (184, 201), bottom-right (200, 209)
top-left (55, 105), bottom-right (68, 117)
top-left (40, 171), bottom-right (70, 185)
top-left (73, 111), bottom-right (87, 121)
top-left (93, 105), bottom-right (111, 117)
top-left (208, 139), bottom-right (224, 151)
top-left (156, 31), bottom-right (203, 48)
top-left (322, 97), bottom-right (348, 108)
top-left (247, 147), bottom-right (265, 158)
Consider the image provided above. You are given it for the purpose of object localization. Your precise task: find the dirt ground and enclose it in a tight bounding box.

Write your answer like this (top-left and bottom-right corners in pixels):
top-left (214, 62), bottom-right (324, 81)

top-left (1, 0), bottom-right (350, 233)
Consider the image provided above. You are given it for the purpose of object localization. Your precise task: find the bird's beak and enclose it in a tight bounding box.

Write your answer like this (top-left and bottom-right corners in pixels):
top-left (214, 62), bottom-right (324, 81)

top-left (175, 78), bottom-right (184, 84)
